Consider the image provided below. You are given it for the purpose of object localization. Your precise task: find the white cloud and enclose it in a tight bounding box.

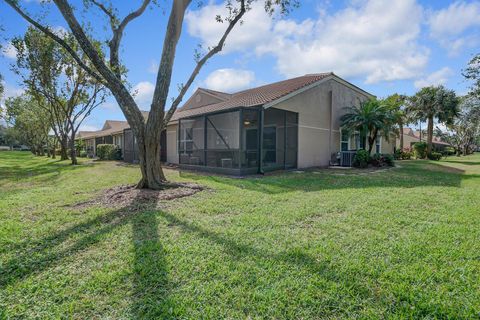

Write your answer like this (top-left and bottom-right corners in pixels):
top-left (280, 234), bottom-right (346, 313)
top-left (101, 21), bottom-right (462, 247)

top-left (1, 42), bottom-right (18, 59)
top-left (187, 0), bottom-right (429, 84)
top-left (131, 81), bottom-right (154, 107)
top-left (428, 1), bottom-right (480, 55)
top-left (414, 67), bottom-right (453, 89)
top-left (203, 68), bottom-right (255, 92)
top-left (185, 1), bottom-right (273, 54)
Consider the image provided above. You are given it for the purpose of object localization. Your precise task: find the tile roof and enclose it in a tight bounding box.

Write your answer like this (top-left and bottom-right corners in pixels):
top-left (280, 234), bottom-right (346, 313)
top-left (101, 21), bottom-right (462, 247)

top-left (77, 111), bottom-right (149, 139)
top-left (171, 73), bottom-right (333, 121)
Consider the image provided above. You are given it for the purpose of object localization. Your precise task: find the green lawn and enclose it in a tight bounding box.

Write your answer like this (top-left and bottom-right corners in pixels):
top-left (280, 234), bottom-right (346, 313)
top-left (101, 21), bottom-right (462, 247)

top-left (1, 151), bottom-right (480, 319)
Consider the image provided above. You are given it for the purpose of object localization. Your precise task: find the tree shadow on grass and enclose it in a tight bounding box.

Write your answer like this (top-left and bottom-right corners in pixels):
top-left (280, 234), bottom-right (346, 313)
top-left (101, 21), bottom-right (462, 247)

top-left (442, 159), bottom-right (480, 166)
top-left (0, 160), bottom-right (92, 183)
top-left (179, 161), bottom-right (473, 195)
top-left (0, 194), bottom-right (171, 319)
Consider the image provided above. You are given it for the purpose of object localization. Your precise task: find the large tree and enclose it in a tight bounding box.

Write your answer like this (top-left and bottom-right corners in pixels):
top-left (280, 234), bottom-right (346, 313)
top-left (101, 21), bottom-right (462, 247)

top-left (439, 96), bottom-right (480, 156)
top-left (3, 0), bottom-right (296, 189)
top-left (464, 54), bottom-right (480, 98)
top-left (340, 99), bottom-right (396, 155)
top-left (407, 86), bottom-right (459, 155)
top-left (12, 27), bottom-right (105, 165)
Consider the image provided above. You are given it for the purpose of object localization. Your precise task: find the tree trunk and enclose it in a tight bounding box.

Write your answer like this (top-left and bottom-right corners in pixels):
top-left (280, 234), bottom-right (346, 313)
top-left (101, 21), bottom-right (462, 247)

top-left (60, 135), bottom-right (69, 160)
top-left (135, 125), bottom-right (167, 189)
top-left (70, 131), bottom-right (77, 165)
top-left (52, 147), bottom-right (56, 159)
top-left (426, 115), bottom-right (434, 155)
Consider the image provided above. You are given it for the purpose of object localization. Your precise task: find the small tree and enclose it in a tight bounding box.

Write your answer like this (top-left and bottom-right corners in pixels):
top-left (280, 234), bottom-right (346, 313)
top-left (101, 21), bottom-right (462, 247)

top-left (407, 86), bottom-right (459, 155)
top-left (4, 95), bottom-right (51, 155)
top-left (341, 99), bottom-right (396, 155)
top-left (4, 0), bottom-right (297, 189)
top-left (12, 27), bottom-right (105, 165)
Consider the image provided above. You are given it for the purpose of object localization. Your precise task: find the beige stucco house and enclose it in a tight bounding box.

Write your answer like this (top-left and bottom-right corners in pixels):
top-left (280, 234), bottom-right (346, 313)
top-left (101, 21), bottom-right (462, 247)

top-left (396, 128), bottom-right (450, 151)
top-left (78, 72), bottom-right (395, 173)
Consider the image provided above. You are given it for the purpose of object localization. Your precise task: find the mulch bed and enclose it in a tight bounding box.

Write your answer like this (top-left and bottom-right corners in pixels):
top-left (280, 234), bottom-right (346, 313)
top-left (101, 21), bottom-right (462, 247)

top-left (71, 183), bottom-right (204, 211)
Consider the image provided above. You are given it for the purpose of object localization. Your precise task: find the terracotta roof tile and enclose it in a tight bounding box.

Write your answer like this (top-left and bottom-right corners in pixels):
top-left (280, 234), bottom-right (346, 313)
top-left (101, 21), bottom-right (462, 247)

top-left (171, 73), bottom-right (333, 121)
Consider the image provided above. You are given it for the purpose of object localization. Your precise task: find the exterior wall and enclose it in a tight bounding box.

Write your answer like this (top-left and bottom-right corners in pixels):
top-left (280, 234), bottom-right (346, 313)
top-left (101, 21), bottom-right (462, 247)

top-left (272, 79), bottom-right (371, 168)
top-left (182, 91), bottom-right (223, 110)
top-left (380, 135), bottom-right (396, 154)
top-left (166, 123), bottom-right (178, 164)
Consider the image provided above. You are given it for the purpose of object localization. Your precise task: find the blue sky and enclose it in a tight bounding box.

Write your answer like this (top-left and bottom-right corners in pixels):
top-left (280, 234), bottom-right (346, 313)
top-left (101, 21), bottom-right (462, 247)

top-left (1, 0), bottom-right (480, 131)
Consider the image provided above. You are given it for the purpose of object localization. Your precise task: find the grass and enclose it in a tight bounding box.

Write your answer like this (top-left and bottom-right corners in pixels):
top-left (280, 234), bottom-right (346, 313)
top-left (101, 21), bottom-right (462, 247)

top-left (1, 151), bottom-right (480, 319)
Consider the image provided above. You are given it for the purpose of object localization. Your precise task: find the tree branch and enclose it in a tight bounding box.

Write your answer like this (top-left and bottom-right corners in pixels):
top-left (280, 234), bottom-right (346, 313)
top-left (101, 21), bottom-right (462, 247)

top-left (4, 0), bottom-right (105, 84)
top-left (109, 0), bottom-right (151, 78)
top-left (163, 0), bottom-right (246, 125)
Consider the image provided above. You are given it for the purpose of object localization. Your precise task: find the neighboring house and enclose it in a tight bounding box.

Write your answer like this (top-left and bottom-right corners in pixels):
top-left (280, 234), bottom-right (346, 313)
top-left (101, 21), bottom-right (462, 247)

top-left (79, 72), bottom-right (396, 173)
top-left (396, 128), bottom-right (451, 151)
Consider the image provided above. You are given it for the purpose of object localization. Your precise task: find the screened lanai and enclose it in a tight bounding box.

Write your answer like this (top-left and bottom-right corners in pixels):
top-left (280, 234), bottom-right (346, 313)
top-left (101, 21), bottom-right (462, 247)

top-left (178, 107), bottom-right (298, 175)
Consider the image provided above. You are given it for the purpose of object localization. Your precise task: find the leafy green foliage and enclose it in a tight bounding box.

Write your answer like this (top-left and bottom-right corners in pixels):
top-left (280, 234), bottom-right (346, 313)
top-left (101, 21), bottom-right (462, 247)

top-left (340, 99), bottom-right (396, 154)
top-left (427, 152), bottom-right (443, 161)
top-left (407, 86), bottom-right (459, 154)
top-left (413, 142), bottom-right (428, 159)
top-left (353, 149), bottom-right (370, 168)
top-left (463, 53), bottom-right (480, 98)
top-left (96, 144), bottom-right (121, 160)
top-left (370, 153), bottom-right (395, 167)
top-left (395, 149), bottom-right (413, 160)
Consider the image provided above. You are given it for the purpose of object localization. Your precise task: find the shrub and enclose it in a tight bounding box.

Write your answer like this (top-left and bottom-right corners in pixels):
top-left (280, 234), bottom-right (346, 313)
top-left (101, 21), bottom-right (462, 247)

top-left (427, 152), bottom-right (442, 161)
top-left (370, 153), bottom-right (383, 167)
top-left (79, 150), bottom-right (87, 158)
top-left (384, 154), bottom-right (395, 166)
top-left (413, 142), bottom-right (428, 159)
top-left (353, 149), bottom-right (370, 168)
top-left (443, 146), bottom-right (455, 156)
top-left (96, 144), bottom-right (121, 160)
top-left (369, 153), bottom-right (395, 167)
top-left (395, 148), bottom-right (413, 160)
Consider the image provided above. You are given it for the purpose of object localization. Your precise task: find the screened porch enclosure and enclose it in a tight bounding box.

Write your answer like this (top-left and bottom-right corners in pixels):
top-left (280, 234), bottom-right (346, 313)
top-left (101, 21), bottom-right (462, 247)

top-left (178, 107), bottom-right (298, 174)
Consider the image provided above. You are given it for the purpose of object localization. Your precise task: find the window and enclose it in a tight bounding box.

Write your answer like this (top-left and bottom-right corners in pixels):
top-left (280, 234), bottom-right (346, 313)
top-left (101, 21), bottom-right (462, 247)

top-left (341, 130), bottom-right (349, 151)
top-left (354, 131), bottom-right (366, 150)
top-left (375, 135), bottom-right (382, 153)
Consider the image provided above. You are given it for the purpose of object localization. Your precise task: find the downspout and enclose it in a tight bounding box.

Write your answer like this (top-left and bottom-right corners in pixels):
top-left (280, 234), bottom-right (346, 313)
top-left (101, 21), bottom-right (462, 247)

top-left (258, 107), bottom-right (264, 174)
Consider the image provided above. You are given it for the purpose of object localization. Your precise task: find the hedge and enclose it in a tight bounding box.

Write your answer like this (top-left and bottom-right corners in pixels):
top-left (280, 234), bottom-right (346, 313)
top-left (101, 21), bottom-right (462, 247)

top-left (96, 144), bottom-right (122, 160)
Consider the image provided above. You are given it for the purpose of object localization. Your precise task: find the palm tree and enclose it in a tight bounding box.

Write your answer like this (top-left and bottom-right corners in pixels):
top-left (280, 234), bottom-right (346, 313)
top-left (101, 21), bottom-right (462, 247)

top-left (407, 86), bottom-right (459, 154)
top-left (340, 99), bottom-right (396, 155)
top-left (383, 94), bottom-right (408, 150)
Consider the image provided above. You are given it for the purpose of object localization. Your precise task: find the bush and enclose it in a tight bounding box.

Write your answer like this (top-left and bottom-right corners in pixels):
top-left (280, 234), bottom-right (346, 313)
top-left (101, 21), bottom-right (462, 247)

top-left (427, 152), bottom-right (442, 161)
top-left (79, 150), bottom-right (87, 158)
top-left (395, 148), bottom-right (413, 160)
top-left (413, 142), bottom-right (428, 159)
top-left (384, 154), bottom-right (395, 166)
top-left (96, 144), bottom-right (121, 160)
top-left (353, 149), bottom-right (370, 168)
top-left (369, 153), bottom-right (395, 167)
top-left (443, 146), bottom-right (455, 156)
